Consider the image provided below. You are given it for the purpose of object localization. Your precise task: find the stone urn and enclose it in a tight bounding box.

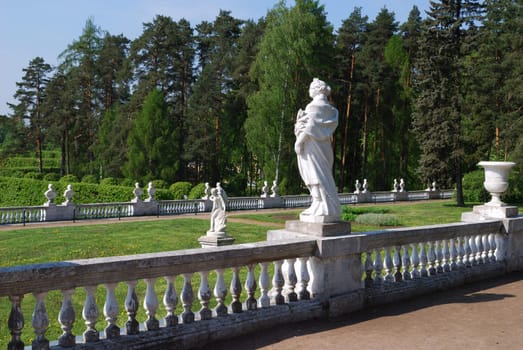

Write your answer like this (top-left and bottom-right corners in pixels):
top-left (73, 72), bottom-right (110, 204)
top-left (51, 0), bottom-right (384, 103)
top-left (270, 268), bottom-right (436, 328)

top-left (478, 161), bottom-right (515, 206)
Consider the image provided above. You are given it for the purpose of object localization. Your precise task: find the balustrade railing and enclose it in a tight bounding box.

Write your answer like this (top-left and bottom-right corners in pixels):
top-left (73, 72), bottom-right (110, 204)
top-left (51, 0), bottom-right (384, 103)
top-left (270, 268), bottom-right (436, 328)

top-left (359, 221), bottom-right (505, 289)
top-left (75, 203), bottom-right (134, 220)
top-left (0, 189), bottom-right (453, 226)
top-left (0, 239), bottom-right (317, 349)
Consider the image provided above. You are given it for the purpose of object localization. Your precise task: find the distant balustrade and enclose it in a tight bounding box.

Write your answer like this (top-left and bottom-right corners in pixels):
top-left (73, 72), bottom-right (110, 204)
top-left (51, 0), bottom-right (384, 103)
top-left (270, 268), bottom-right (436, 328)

top-left (0, 185), bottom-right (453, 226)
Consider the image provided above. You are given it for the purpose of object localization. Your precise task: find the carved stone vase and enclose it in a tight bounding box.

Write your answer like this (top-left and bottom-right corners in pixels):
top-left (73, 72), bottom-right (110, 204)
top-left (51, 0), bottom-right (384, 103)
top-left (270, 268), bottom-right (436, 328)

top-left (478, 161), bottom-right (515, 206)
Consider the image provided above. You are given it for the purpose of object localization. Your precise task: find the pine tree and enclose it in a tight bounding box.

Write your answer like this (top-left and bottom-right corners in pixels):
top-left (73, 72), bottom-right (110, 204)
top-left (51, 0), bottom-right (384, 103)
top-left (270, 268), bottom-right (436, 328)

top-left (8, 57), bottom-right (52, 173)
top-left (413, 0), bottom-right (483, 205)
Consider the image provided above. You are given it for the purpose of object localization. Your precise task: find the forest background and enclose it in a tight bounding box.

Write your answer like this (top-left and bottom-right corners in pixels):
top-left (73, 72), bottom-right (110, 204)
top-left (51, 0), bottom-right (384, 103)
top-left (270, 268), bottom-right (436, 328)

top-left (0, 0), bottom-right (521, 205)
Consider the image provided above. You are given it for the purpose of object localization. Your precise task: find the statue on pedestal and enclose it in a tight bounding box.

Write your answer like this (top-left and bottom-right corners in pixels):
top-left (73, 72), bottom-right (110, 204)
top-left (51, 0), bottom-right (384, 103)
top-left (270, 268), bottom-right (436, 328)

top-left (208, 188), bottom-right (227, 235)
top-left (62, 184), bottom-right (74, 205)
top-left (132, 183), bottom-right (143, 203)
top-left (261, 181), bottom-right (269, 198)
top-left (44, 184), bottom-right (57, 206)
top-left (270, 180), bottom-right (279, 198)
top-left (294, 78), bottom-right (340, 222)
top-left (145, 182), bottom-right (156, 202)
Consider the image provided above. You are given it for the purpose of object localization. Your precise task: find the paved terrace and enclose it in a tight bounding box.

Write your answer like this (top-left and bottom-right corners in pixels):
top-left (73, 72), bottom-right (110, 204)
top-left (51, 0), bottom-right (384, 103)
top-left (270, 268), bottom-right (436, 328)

top-left (210, 271), bottom-right (523, 350)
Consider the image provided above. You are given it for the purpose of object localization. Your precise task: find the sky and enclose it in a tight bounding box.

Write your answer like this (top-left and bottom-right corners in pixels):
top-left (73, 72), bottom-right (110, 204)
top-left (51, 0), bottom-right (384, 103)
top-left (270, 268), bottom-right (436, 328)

top-left (0, 0), bottom-right (429, 116)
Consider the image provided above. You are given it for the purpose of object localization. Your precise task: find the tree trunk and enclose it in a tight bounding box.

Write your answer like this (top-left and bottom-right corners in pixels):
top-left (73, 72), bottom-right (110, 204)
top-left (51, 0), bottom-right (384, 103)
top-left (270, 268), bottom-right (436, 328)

top-left (339, 53), bottom-right (356, 191)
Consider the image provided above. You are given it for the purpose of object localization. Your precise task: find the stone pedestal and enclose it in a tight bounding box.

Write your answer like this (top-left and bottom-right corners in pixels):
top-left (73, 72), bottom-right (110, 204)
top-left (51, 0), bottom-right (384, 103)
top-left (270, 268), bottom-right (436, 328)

top-left (198, 233), bottom-right (235, 248)
top-left (462, 204), bottom-right (519, 221)
top-left (283, 220), bottom-right (351, 238)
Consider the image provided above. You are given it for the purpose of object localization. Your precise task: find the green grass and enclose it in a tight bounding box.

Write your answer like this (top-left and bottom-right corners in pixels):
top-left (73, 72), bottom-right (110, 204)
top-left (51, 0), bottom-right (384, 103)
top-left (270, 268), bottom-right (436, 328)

top-left (0, 200), bottom-right (520, 347)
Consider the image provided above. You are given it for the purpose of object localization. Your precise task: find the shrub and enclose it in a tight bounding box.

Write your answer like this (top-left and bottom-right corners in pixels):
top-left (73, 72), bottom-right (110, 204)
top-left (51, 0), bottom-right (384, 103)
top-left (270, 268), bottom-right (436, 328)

top-left (189, 183), bottom-right (206, 199)
top-left (100, 177), bottom-right (118, 186)
top-left (60, 174), bottom-right (79, 183)
top-left (341, 206), bottom-right (389, 222)
top-left (462, 170), bottom-right (488, 203)
top-left (24, 171), bottom-right (42, 180)
top-left (43, 173), bottom-right (60, 181)
top-left (119, 178), bottom-right (135, 187)
top-left (170, 181), bottom-right (193, 199)
top-left (151, 179), bottom-right (168, 189)
top-left (81, 174), bottom-right (99, 184)
top-left (503, 169), bottom-right (523, 204)
top-left (354, 213), bottom-right (400, 226)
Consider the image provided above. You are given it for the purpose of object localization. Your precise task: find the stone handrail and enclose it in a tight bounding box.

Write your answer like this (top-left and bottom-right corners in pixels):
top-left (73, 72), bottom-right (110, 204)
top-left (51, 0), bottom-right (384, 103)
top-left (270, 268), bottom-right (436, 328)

top-left (1, 216), bottom-right (521, 349)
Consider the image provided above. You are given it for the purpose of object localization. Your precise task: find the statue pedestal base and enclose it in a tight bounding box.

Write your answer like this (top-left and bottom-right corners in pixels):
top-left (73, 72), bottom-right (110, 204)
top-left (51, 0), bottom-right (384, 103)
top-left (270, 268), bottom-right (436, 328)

top-left (198, 234), bottom-right (235, 248)
top-left (277, 220), bottom-right (351, 238)
top-left (461, 204), bottom-right (518, 221)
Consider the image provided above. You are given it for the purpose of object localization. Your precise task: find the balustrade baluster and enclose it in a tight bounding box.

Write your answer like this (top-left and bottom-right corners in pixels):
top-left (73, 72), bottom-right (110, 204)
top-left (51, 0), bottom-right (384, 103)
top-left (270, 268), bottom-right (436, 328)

top-left (272, 260), bottom-right (285, 304)
top-left (297, 257), bottom-right (310, 300)
top-left (384, 247), bottom-right (394, 282)
top-left (475, 235), bottom-right (484, 264)
top-left (373, 248), bottom-right (384, 283)
top-left (244, 264), bottom-right (257, 310)
top-left (214, 269), bottom-right (228, 316)
top-left (32, 292), bottom-right (49, 350)
top-left (125, 281), bottom-right (139, 335)
top-left (449, 238), bottom-right (458, 270)
top-left (230, 267), bottom-right (243, 313)
top-left (284, 258), bottom-right (298, 302)
top-left (401, 245), bottom-right (411, 280)
top-left (435, 241), bottom-right (444, 273)
top-left (198, 271), bottom-right (212, 320)
top-left (469, 236), bottom-right (477, 265)
top-left (410, 243), bottom-right (420, 279)
top-left (164, 276), bottom-right (178, 326)
top-left (442, 240), bottom-right (450, 272)
top-left (103, 283), bottom-right (120, 338)
top-left (419, 242), bottom-right (428, 277)
top-left (8, 295), bottom-right (24, 350)
top-left (259, 262), bottom-right (271, 307)
top-left (364, 251), bottom-right (374, 287)
top-left (393, 246), bottom-right (402, 282)
top-left (143, 278), bottom-right (159, 330)
top-left (82, 286), bottom-right (99, 342)
top-left (488, 233), bottom-right (496, 262)
top-left (181, 273), bottom-right (195, 323)
top-left (495, 233), bottom-right (505, 261)
top-left (462, 236), bottom-right (470, 267)
top-left (427, 242), bottom-right (437, 276)
top-left (481, 234), bottom-right (490, 264)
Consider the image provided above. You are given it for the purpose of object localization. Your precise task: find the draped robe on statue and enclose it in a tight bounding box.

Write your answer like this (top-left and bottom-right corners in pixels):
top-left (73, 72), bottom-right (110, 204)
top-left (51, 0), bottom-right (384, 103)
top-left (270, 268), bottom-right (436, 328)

top-left (295, 93), bottom-right (340, 220)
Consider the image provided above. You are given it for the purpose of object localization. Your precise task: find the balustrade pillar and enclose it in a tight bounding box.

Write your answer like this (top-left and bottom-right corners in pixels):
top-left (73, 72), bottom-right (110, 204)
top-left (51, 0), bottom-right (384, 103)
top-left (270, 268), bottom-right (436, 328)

top-left (384, 247), bottom-right (394, 282)
top-left (214, 269), bottom-right (228, 316)
top-left (283, 258), bottom-right (298, 302)
top-left (82, 285), bottom-right (99, 342)
top-left (271, 260), bottom-right (285, 305)
top-left (410, 243), bottom-right (420, 279)
top-left (244, 264), bottom-right (257, 310)
top-left (393, 246), bottom-right (402, 282)
top-left (143, 278), bottom-right (159, 330)
top-left (258, 262), bottom-right (270, 308)
top-left (103, 283), bottom-right (120, 338)
top-left (401, 245), bottom-right (411, 280)
top-left (198, 271), bottom-right (212, 320)
top-left (364, 251), bottom-right (374, 287)
top-left (164, 276), bottom-right (179, 326)
top-left (58, 289), bottom-right (76, 347)
top-left (181, 273), bottom-right (195, 323)
top-left (373, 248), bottom-right (384, 283)
top-left (419, 243), bottom-right (428, 277)
top-left (297, 257), bottom-right (310, 300)
top-left (230, 267), bottom-right (243, 313)
top-left (125, 281), bottom-right (139, 335)
top-left (8, 295), bottom-right (24, 350)
top-left (427, 242), bottom-right (436, 275)
top-left (32, 292), bottom-right (49, 350)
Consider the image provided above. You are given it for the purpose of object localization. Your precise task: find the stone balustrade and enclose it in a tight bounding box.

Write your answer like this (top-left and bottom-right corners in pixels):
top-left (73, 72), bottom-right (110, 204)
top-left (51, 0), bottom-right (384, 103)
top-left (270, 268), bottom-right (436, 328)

top-left (1, 215), bottom-right (522, 349)
top-left (0, 189), bottom-right (453, 226)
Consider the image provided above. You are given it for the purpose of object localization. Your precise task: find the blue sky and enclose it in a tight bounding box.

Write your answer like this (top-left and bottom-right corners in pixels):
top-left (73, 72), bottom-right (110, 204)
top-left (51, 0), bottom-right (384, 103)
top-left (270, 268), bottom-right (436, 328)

top-left (0, 0), bottom-right (429, 116)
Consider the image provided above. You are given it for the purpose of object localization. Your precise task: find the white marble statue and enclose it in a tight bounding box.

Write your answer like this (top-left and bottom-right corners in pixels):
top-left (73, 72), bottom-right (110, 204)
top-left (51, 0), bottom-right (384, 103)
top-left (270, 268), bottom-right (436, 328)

top-left (261, 181), bottom-right (269, 198)
top-left (399, 178), bottom-right (405, 192)
top-left (294, 78), bottom-right (340, 221)
top-left (209, 187), bottom-right (227, 234)
top-left (132, 182), bottom-right (143, 203)
top-left (270, 180), bottom-right (279, 198)
top-left (362, 179), bottom-right (368, 193)
top-left (44, 184), bottom-right (57, 206)
top-left (392, 179), bottom-right (399, 192)
top-left (145, 181), bottom-right (156, 202)
top-left (202, 182), bottom-right (211, 200)
top-left (354, 179), bottom-right (361, 194)
top-left (62, 184), bottom-right (74, 205)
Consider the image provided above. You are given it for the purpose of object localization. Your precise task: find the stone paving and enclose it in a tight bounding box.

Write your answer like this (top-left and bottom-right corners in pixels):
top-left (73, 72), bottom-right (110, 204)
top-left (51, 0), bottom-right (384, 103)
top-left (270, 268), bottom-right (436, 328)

top-left (208, 271), bottom-right (523, 350)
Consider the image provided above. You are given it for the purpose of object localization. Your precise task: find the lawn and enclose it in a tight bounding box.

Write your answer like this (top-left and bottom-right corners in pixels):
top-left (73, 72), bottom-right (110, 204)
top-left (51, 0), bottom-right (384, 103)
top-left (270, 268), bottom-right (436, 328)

top-left (0, 200), bottom-right (520, 347)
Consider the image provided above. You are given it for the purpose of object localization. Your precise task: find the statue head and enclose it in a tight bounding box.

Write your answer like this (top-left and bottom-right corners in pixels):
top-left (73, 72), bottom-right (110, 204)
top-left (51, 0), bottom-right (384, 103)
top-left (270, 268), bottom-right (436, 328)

top-left (309, 78), bottom-right (331, 98)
